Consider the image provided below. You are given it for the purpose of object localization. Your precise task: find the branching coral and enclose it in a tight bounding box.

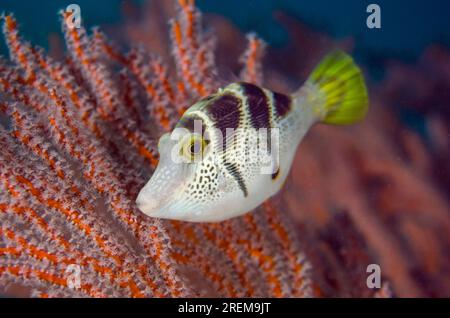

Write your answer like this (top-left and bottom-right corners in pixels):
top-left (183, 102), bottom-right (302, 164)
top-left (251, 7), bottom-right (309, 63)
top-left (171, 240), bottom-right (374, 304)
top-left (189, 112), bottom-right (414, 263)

top-left (0, 0), bottom-right (311, 297)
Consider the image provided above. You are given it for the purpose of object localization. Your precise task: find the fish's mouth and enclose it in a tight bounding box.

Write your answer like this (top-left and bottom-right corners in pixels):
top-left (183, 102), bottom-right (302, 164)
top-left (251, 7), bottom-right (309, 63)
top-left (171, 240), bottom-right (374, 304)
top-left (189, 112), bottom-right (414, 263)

top-left (135, 156), bottom-right (193, 219)
top-left (136, 190), bottom-right (162, 216)
top-left (135, 186), bottom-right (173, 218)
top-left (135, 175), bottom-right (190, 219)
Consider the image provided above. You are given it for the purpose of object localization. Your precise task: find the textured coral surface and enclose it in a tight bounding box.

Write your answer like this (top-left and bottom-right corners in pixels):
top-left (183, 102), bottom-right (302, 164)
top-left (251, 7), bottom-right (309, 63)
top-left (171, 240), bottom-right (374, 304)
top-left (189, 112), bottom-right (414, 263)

top-left (0, 0), bottom-right (449, 297)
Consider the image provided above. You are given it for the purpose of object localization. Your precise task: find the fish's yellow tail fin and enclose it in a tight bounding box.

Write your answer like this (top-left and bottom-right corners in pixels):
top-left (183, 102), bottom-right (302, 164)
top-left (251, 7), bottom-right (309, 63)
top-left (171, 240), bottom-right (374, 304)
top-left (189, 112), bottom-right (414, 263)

top-left (306, 50), bottom-right (368, 125)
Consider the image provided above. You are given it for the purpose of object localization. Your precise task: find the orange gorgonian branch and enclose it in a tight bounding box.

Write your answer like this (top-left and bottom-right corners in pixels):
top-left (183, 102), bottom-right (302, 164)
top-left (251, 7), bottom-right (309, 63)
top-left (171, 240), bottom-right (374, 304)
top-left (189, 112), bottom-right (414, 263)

top-left (0, 1), bottom-right (312, 297)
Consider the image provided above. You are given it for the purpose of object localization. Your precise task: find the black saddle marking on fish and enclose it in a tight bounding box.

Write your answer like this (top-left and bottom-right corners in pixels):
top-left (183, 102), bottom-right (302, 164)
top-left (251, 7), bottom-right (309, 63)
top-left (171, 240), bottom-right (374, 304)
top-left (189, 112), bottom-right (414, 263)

top-left (240, 82), bottom-right (271, 129)
top-left (273, 91), bottom-right (292, 117)
top-left (208, 93), bottom-right (242, 144)
top-left (177, 114), bottom-right (206, 133)
top-left (240, 82), bottom-right (273, 154)
top-left (223, 161), bottom-right (248, 197)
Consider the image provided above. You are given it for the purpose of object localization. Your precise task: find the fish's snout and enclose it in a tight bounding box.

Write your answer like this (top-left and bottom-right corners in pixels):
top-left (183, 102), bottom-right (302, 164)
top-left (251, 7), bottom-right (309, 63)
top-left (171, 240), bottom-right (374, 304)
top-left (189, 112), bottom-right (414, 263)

top-left (135, 190), bottom-right (164, 217)
top-left (136, 161), bottom-right (191, 220)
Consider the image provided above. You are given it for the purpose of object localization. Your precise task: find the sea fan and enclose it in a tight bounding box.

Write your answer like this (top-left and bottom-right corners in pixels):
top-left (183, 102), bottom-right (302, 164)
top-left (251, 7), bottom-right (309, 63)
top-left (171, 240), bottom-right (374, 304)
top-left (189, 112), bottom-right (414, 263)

top-left (0, 0), bottom-right (311, 297)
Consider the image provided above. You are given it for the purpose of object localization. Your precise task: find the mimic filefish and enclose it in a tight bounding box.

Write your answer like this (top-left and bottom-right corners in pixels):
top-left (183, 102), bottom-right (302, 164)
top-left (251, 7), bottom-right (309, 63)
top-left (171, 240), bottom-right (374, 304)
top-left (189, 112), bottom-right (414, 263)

top-left (136, 51), bottom-right (368, 222)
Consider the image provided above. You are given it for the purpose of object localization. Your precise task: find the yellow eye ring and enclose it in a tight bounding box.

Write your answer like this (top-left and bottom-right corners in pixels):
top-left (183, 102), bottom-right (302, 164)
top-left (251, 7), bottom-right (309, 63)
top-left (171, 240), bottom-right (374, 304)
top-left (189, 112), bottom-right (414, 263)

top-left (180, 134), bottom-right (208, 162)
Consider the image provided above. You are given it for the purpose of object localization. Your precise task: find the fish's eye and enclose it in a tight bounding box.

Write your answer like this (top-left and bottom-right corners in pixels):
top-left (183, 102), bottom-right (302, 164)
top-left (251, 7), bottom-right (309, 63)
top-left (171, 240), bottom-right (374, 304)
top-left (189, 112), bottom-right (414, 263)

top-left (180, 134), bottom-right (208, 162)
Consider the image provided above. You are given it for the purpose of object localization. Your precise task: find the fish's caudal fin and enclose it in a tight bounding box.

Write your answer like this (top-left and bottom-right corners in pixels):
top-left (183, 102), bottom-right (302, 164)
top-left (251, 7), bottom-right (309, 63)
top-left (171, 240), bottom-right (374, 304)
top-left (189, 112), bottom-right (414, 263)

top-left (305, 50), bottom-right (368, 125)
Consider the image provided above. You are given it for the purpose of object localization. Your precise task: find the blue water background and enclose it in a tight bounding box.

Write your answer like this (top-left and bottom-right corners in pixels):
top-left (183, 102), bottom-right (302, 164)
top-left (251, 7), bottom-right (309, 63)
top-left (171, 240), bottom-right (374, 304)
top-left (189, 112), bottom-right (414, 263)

top-left (1, 0), bottom-right (449, 62)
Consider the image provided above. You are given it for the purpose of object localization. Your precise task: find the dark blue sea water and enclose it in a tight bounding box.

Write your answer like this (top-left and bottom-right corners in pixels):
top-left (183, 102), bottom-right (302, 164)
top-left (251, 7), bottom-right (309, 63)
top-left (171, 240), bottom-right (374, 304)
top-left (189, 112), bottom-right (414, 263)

top-left (1, 0), bottom-right (449, 62)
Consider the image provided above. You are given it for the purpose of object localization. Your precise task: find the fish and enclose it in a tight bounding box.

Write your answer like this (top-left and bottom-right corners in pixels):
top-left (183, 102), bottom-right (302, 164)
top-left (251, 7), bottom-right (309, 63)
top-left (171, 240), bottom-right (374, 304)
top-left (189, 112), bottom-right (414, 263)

top-left (136, 51), bottom-right (368, 222)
